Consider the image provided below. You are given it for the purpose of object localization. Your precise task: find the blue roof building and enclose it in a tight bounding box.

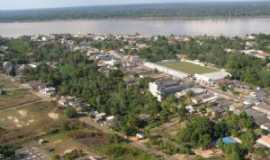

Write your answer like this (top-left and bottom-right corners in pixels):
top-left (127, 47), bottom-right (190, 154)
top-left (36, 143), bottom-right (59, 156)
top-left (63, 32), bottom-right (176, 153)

top-left (222, 137), bottom-right (238, 144)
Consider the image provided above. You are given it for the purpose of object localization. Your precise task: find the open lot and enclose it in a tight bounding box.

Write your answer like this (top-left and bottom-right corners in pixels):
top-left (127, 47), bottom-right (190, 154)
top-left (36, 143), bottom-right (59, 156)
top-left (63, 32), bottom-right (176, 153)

top-left (159, 61), bottom-right (217, 74)
top-left (0, 74), bottom-right (41, 109)
top-left (0, 74), bottom-right (19, 88)
top-left (0, 101), bottom-right (63, 130)
top-left (0, 101), bottom-right (65, 145)
top-left (0, 89), bottom-right (41, 109)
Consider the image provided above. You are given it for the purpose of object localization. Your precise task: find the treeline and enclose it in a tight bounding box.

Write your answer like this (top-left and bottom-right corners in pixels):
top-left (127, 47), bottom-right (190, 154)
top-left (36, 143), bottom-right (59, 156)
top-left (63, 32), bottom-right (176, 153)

top-left (1, 2), bottom-right (270, 22)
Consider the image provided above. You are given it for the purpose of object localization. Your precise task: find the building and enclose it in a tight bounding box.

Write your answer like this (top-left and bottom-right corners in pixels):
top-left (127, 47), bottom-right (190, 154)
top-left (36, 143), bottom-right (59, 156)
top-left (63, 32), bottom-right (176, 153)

top-left (222, 137), bottom-right (241, 144)
top-left (39, 87), bottom-right (56, 97)
top-left (2, 61), bottom-right (15, 75)
top-left (191, 93), bottom-right (218, 105)
top-left (257, 135), bottom-right (270, 148)
top-left (95, 113), bottom-right (107, 122)
top-left (244, 96), bottom-right (259, 106)
top-left (149, 80), bottom-right (185, 101)
top-left (253, 103), bottom-right (270, 116)
top-left (260, 123), bottom-right (270, 132)
top-left (194, 70), bottom-right (231, 86)
top-left (175, 87), bottom-right (206, 98)
top-left (245, 108), bottom-right (269, 128)
top-left (240, 50), bottom-right (270, 60)
top-left (136, 132), bottom-right (145, 139)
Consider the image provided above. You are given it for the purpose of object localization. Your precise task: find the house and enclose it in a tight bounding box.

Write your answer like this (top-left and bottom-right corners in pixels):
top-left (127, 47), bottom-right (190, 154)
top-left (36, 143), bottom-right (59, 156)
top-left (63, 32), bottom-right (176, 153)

top-left (39, 87), bottom-right (56, 97)
top-left (260, 123), bottom-right (270, 132)
top-left (149, 80), bottom-right (186, 101)
top-left (240, 50), bottom-right (270, 60)
top-left (175, 87), bottom-right (206, 98)
top-left (253, 103), bottom-right (270, 116)
top-left (194, 70), bottom-right (231, 86)
top-left (257, 135), bottom-right (270, 148)
top-left (95, 113), bottom-right (107, 122)
top-left (186, 105), bottom-right (195, 113)
top-left (2, 61), bottom-right (15, 75)
top-left (106, 116), bottom-right (115, 122)
top-left (94, 35), bottom-right (106, 41)
top-left (103, 57), bottom-right (119, 67)
top-left (136, 132), bottom-right (145, 140)
top-left (191, 93), bottom-right (218, 105)
top-left (28, 63), bottom-right (39, 69)
top-left (229, 103), bottom-right (244, 115)
top-left (245, 108), bottom-right (269, 127)
top-left (209, 104), bottom-right (226, 117)
top-left (58, 96), bottom-right (73, 106)
top-left (222, 136), bottom-right (242, 144)
top-left (244, 96), bottom-right (259, 106)
top-left (123, 55), bottom-right (142, 68)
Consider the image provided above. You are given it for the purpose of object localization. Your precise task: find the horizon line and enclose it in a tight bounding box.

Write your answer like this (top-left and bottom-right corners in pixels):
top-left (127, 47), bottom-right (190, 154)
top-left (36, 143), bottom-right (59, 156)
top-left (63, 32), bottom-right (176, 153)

top-left (0, 0), bottom-right (267, 12)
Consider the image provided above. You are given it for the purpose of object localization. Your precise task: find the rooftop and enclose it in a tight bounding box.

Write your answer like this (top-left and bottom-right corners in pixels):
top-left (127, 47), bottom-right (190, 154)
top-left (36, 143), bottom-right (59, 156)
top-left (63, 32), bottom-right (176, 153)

top-left (196, 70), bottom-right (231, 81)
top-left (257, 135), bottom-right (270, 146)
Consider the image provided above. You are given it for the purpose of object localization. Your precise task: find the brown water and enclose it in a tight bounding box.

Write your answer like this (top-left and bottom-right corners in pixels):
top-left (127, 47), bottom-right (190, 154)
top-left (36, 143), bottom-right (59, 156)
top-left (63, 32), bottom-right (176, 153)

top-left (0, 17), bottom-right (270, 37)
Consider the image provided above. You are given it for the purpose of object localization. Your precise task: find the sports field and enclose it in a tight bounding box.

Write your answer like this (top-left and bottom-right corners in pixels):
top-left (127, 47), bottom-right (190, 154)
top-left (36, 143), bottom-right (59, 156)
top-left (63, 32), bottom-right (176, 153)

top-left (159, 61), bottom-right (217, 74)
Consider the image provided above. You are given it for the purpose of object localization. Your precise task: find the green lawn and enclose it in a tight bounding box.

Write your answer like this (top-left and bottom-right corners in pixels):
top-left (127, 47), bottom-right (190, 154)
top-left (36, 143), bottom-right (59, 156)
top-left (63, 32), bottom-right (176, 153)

top-left (159, 61), bottom-right (217, 74)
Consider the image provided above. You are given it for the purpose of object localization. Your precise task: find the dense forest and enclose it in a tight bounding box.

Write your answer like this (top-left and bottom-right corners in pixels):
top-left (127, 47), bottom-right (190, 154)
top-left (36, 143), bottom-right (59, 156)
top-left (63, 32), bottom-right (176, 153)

top-left (1, 1), bottom-right (270, 22)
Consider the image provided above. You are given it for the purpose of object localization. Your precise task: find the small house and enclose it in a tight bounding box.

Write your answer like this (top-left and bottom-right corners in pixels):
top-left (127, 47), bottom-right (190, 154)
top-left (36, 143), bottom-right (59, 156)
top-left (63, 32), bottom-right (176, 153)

top-left (95, 113), bottom-right (106, 122)
top-left (222, 136), bottom-right (241, 144)
top-left (39, 87), bottom-right (56, 97)
top-left (136, 132), bottom-right (145, 140)
top-left (257, 135), bottom-right (270, 148)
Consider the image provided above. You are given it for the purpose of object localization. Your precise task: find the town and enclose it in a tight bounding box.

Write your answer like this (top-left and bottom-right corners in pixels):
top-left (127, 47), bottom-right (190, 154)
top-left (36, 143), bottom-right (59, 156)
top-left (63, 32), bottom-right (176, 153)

top-left (0, 33), bottom-right (270, 160)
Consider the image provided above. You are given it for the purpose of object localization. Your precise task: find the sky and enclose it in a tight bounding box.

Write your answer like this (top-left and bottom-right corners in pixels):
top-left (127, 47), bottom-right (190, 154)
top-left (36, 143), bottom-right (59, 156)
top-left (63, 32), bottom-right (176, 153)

top-left (0, 0), bottom-right (261, 10)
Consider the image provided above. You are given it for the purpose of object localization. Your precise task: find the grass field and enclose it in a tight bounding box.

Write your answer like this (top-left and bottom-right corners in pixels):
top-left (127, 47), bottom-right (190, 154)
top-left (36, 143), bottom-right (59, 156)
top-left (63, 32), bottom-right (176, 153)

top-left (0, 89), bottom-right (41, 109)
top-left (159, 61), bottom-right (217, 74)
top-left (0, 101), bottom-right (63, 130)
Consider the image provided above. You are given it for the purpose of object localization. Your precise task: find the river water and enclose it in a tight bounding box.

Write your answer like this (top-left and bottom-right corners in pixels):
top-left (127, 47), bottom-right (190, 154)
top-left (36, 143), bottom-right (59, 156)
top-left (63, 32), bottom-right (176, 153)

top-left (0, 17), bottom-right (270, 37)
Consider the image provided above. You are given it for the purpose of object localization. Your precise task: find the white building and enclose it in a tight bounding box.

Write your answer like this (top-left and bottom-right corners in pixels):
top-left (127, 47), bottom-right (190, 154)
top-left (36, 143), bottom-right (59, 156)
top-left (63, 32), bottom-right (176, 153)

top-left (194, 70), bottom-right (231, 86)
top-left (103, 58), bottom-right (119, 67)
top-left (39, 87), bottom-right (56, 97)
top-left (149, 80), bottom-right (185, 101)
top-left (144, 62), bottom-right (188, 79)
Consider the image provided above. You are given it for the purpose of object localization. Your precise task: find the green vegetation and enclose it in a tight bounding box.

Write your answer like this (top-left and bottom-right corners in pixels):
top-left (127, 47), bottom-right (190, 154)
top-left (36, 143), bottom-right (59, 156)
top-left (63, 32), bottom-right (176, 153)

top-left (20, 50), bottom-right (166, 135)
top-left (1, 2), bottom-right (270, 22)
top-left (159, 61), bottom-right (217, 74)
top-left (64, 107), bottom-right (78, 118)
top-left (0, 144), bottom-right (16, 159)
top-left (176, 113), bottom-right (255, 158)
top-left (138, 36), bottom-right (180, 62)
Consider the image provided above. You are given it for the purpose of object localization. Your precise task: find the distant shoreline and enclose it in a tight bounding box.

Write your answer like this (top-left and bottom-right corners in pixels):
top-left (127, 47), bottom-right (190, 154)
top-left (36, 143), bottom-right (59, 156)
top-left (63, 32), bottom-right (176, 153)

top-left (1, 1), bottom-right (270, 23)
top-left (1, 15), bottom-right (270, 23)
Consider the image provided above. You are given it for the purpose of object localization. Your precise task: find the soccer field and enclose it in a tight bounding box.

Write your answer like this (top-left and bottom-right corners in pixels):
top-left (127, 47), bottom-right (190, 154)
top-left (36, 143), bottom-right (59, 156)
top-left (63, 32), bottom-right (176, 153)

top-left (159, 61), bottom-right (217, 74)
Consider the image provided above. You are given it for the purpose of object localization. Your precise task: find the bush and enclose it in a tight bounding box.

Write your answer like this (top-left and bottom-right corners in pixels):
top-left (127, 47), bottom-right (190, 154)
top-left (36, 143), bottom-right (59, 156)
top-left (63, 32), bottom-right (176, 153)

top-left (64, 107), bottom-right (78, 118)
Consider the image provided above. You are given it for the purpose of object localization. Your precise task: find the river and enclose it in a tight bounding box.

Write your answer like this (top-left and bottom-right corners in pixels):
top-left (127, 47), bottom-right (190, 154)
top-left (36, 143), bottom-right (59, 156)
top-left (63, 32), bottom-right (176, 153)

top-left (1, 17), bottom-right (270, 37)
